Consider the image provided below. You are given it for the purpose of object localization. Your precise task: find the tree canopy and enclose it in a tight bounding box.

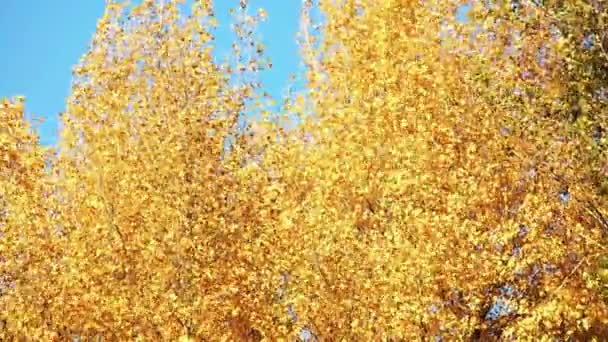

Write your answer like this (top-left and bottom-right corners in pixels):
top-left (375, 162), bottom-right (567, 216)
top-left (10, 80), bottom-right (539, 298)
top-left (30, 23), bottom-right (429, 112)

top-left (1, 0), bottom-right (607, 340)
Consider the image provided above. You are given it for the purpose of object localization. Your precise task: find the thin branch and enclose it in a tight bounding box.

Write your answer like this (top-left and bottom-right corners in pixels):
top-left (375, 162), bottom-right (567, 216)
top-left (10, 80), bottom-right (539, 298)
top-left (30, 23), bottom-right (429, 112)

top-left (551, 257), bottom-right (586, 296)
top-left (579, 231), bottom-right (607, 251)
top-left (598, 32), bottom-right (608, 65)
top-left (587, 201), bottom-right (608, 231)
top-left (300, 0), bottom-right (322, 79)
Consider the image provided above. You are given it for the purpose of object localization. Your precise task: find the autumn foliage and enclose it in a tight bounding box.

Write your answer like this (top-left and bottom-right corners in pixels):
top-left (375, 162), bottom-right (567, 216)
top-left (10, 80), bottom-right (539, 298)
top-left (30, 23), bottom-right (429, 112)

top-left (1, 0), bottom-right (608, 340)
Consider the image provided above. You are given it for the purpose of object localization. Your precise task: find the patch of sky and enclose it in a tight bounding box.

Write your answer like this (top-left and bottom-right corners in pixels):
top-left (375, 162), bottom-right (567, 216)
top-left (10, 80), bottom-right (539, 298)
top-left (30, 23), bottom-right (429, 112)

top-left (455, 3), bottom-right (471, 24)
top-left (559, 189), bottom-right (570, 205)
top-left (299, 327), bottom-right (314, 341)
top-left (485, 284), bottom-right (516, 321)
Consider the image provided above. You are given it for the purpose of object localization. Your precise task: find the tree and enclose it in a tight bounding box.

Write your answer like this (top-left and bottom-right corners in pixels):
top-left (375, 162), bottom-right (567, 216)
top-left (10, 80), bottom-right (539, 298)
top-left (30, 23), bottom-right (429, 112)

top-left (257, 0), bottom-right (608, 339)
top-left (1, 1), bottom-right (284, 339)
top-left (0, 97), bottom-right (54, 339)
top-left (1, 0), bottom-right (607, 340)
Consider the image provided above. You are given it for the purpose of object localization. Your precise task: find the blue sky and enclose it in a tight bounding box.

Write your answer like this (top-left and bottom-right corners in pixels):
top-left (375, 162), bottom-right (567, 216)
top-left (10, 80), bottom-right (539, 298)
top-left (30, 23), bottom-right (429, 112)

top-left (0, 1), bottom-right (301, 146)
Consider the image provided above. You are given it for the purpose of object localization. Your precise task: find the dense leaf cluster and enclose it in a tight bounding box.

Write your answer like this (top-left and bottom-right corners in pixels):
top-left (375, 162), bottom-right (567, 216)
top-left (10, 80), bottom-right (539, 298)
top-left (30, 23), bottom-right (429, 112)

top-left (1, 0), bottom-right (607, 340)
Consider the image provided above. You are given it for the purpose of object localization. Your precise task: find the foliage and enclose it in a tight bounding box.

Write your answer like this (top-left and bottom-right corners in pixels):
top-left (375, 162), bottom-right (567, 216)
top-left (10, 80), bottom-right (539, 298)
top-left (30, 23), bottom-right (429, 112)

top-left (1, 0), bottom-right (607, 340)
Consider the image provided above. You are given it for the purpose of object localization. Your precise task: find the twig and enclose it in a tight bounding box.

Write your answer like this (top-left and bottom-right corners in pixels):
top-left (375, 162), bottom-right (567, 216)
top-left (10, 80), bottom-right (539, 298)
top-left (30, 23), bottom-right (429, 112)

top-left (552, 257), bottom-right (586, 296)
top-left (586, 201), bottom-right (608, 232)
top-left (579, 231), bottom-right (607, 251)
top-left (598, 32), bottom-right (608, 65)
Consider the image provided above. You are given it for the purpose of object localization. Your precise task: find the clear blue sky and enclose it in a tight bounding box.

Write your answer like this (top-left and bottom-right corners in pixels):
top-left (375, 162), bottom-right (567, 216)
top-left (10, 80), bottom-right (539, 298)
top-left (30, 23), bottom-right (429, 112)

top-left (0, 1), bottom-right (302, 146)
